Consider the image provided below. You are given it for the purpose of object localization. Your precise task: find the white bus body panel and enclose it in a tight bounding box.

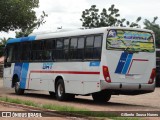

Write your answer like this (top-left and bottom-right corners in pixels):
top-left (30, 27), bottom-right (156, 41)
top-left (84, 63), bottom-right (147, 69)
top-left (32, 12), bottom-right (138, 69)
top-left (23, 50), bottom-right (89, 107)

top-left (100, 50), bottom-right (155, 90)
top-left (27, 62), bottom-right (100, 94)
top-left (3, 63), bottom-right (15, 87)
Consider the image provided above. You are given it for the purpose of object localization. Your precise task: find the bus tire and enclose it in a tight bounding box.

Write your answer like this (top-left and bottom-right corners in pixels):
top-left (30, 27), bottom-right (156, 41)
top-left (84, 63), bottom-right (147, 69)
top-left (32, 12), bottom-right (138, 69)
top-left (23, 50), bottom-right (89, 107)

top-left (67, 94), bottom-right (75, 101)
top-left (15, 81), bottom-right (24, 95)
top-left (49, 91), bottom-right (56, 98)
top-left (156, 75), bottom-right (160, 87)
top-left (55, 79), bottom-right (67, 101)
top-left (92, 90), bottom-right (111, 103)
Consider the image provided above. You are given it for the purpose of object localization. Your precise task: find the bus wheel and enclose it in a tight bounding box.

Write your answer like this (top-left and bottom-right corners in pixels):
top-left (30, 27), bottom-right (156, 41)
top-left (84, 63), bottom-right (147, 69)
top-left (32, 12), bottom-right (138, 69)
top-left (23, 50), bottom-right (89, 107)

top-left (92, 91), bottom-right (111, 103)
top-left (156, 76), bottom-right (160, 87)
top-left (67, 94), bottom-right (75, 101)
top-left (15, 82), bottom-right (24, 95)
top-left (55, 79), bottom-right (67, 101)
top-left (49, 91), bottom-right (56, 98)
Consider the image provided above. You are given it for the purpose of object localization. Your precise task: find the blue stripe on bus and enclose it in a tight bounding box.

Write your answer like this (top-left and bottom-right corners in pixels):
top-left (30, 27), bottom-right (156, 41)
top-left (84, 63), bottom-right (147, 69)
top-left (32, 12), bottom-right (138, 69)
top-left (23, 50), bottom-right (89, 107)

top-left (28, 36), bottom-right (36, 41)
top-left (7, 38), bottom-right (21, 44)
top-left (7, 36), bottom-right (36, 44)
top-left (13, 63), bottom-right (23, 80)
top-left (20, 63), bottom-right (29, 89)
top-left (21, 37), bottom-right (30, 42)
top-left (13, 63), bottom-right (29, 89)
top-left (89, 61), bottom-right (100, 66)
top-left (115, 52), bottom-right (128, 74)
top-left (121, 53), bottom-right (133, 74)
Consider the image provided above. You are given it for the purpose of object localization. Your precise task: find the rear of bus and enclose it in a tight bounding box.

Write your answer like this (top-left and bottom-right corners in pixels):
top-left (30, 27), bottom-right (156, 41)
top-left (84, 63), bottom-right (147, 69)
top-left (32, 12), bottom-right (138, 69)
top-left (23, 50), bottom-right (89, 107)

top-left (100, 28), bottom-right (156, 95)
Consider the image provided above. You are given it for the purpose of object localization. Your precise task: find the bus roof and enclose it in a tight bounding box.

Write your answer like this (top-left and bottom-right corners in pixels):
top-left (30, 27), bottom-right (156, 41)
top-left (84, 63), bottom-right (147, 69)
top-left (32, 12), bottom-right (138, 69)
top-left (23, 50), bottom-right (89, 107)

top-left (7, 27), bottom-right (154, 44)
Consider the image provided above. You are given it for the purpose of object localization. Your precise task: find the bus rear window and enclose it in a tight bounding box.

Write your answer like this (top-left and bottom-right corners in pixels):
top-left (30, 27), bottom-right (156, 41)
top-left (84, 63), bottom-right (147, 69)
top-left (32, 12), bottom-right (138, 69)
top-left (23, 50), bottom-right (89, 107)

top-left (107, 29), bottom-right (155, 52)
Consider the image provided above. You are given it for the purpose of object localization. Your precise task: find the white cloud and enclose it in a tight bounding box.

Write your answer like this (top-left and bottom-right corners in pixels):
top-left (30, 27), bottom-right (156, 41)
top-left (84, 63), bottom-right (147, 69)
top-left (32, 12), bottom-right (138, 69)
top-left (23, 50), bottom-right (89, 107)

top-left (37, 0), bottom-right (88, 13)
top-left (34, 0), bottom-right (160, 33)
top-left (0, 31), bottom-right (15, 39)
top-left (34, 0), bottom-right (89, 32)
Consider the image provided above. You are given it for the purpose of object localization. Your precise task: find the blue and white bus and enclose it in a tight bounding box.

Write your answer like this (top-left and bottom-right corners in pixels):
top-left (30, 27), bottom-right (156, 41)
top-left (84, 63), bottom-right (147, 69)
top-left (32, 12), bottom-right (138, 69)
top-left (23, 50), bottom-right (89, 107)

top-left (3, 27), bottom-right (156, 102)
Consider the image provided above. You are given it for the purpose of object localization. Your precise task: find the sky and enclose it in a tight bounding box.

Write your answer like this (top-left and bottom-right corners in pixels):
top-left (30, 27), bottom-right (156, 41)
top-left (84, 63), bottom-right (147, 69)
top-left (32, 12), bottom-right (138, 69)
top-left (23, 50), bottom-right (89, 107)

top-left (1, 0), bottom-right (160, 39)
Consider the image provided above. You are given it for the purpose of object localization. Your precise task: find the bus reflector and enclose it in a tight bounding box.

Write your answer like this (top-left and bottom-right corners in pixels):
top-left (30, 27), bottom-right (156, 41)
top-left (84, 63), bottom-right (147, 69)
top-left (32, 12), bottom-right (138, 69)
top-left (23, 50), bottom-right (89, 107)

top-left (148, 68), bottom-right (156, 84)
top-left (103, 66), bottom-right (111, 83)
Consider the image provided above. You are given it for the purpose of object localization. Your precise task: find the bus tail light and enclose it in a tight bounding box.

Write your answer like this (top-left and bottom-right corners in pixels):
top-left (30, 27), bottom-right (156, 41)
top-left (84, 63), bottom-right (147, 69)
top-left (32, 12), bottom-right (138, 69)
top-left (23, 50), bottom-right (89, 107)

top-left (148, 68), bottom-right (156, 84)
top-left (103, 66), bottom-right (111, 83)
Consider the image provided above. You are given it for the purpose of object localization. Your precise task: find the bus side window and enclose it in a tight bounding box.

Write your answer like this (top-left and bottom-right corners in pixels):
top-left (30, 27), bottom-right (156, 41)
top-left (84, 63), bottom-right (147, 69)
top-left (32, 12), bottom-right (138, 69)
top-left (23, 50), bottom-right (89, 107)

top-left (44, 39), bottom-right (53, 50)
top-left (70, 37), bottom-right (78, 60)
top-left (4, 47), bottom-right (7, 63)
top-left (64, 38), bottom-right (70, 60)
top-left (54, 38), bottom-right (64, 60)
top-left (31, 41), bottom-right (43, 61)
top-left (77, 37), bottom-right (85, 60)
top-left (52, 40), bottom-right (56, 61)
top-left (5, 43), bottom-right (20, 64)
top-left (4, 46), bottom-right (11, 68)
top-left (21, 42), bottom-right (31, 61)
top-left (11, 43), bottom-right (20, 62)
top-left (93, 35), bottom-right (102, 60)
top-left (43, 39), bottom-right (53, 61)
top-left (6, 46), bottom-right (14, 63)
top-left (85, 36), bottom-right (94, 60)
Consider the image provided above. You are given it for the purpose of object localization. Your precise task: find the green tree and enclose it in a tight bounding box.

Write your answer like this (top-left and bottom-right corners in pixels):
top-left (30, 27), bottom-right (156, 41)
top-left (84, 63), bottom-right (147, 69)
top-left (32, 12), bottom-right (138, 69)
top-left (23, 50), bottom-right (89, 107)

top-left (143, 17), bottom-right (160, 47)
top-left (0, 45), bottom-right (3, 57)
top-left (80, 4), bottom-right (141, 28)
top-left (0, 37), bottom-right (8, 56)
top-left (0, 0), bottom-right (47, 32)
top-left (0, 37), bottom-right (7, 45)
top-left (16, 11), bottom-right (47, 37)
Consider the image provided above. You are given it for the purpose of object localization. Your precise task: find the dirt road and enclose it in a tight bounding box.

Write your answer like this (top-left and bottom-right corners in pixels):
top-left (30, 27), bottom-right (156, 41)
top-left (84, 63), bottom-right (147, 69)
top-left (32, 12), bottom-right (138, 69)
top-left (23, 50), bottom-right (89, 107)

top-left (0, 78), bottom-right (160, 120)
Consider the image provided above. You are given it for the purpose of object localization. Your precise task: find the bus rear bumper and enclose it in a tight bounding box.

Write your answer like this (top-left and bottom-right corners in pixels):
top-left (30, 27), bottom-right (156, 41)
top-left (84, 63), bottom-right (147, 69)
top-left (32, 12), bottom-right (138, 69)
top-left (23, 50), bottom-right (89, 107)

top-left (100, 80), bottom-right (155, 92)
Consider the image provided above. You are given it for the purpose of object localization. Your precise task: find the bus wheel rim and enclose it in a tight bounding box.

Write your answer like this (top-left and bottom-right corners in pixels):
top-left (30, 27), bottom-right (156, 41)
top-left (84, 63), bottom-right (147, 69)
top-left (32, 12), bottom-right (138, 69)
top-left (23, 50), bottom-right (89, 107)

top-left (58, 84), bottom-right (63, 97)
top-left (15, 82), bottom-right (20, 91)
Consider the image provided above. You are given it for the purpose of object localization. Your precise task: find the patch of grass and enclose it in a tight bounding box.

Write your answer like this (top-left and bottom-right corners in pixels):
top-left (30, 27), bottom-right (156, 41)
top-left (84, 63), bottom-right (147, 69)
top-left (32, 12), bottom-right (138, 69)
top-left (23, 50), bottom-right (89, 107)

top-left (0, 97), bottom-right (140, 120)
top-left (0, 97), bottom-right (22, 104)
top-left (23, 100), bottom-right (39, 107)
top-left (42, 104), bottom-right (86, 111)
top-left (0, 97), bottom-right (39, 107)
top-left (112, 117), bottom-right (140, 120)
top-left (41, 104), bottom-right (118, 118)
